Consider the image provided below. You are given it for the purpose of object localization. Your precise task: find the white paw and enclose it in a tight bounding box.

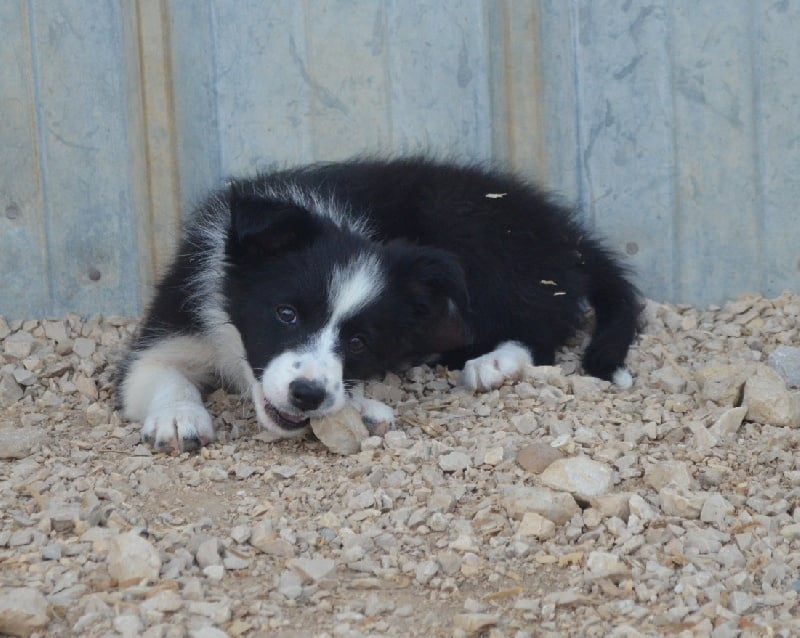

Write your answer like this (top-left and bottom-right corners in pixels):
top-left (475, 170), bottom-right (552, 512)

top-left (141, 402), bottom-right (216, 452)
top-left (356, 397), bottom-right (395, 427)
top-left (612, 368), bottom-right (633, 389)
top-left (462, 341), bottom-right (533, 392)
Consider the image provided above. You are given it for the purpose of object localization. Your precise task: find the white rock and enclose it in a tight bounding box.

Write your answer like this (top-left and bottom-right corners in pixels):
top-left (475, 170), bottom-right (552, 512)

top-left (190, 628), bottom-right (230, 638)
top-left (0, 426), bottom-right (45, 459)
top-left (591, 493), bottom-right (631, 520)
top-left (768, 345), bottom-right (800, 388)
top-left (687, 421), bottom-right (718, 451)
top-left (517, 512), bottom-right (556, 539)
top-left (141, 590), bottom-right (183, 613)
top-left (482, 446), bottom-right (504, 466)
top-left (728, 591), bottom-right (753, 615)
top-left (538, 456), bottom-right (614, 500)
top-left (452, 613), bottom-right (499, 633)
top-left (414, 560), bottom-right (439, 585)
top-left (73, 337), bottom-right (97, 358)
top-left (3, 332), bottom-right (34, 359)
top-left (107, 531), bottom-right (162, 585)
top-left (0, 587), bottom-right (49, 637)
top-left (202, 565), bottom-right (224, 580)
top-left (278, 570), bottom-right (304, 599)
top-left (12, 367), bottom-right (35, 386)
top-left (710, 406), bottom-right (747, 439)
top-left (223, 553), bottom-right (250, 570)
top-left (113, 614), bottom-right (143, 638)
top-left (628, 495), bottom-right (658, 521)
top-left (743, 365), bottom-right (800, 427)
top-left (383, 430), bottom-right (411, 449)
top-left (187, 600), bottom-right (231, 624)
top-left (659, 486), bottom-right (704, 519)
top-left (700, 493), bottom-right (735, 525)
top-left (695, 364), bottom-right (751, 406)
top-left (585, 551), bottom-right (630, 581)
top-left (649, 366), bottom-right (687, 394)
top-left (289, 557), bottom-right (336, 583)
top-left (311, 406), bottom-right (369, 455)
top-left (438, 451), bottom-right (472, 472)
top-left (645, 461), bottom-right (692, 491)
top-left (195, 538), bottom-right (222, 568)
top-left (502, 486), bottom-right (579, 525)
top-left (0, 374), bottom-right (23, 408)
top-left (230, 525), bottom-right (251, 544)
top-left (43, 320), bottom-right (68, 342)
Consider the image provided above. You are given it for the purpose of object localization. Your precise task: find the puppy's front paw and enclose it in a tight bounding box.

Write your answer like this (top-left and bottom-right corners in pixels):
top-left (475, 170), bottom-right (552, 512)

top-left (141, 402), bottom-right (215, 453)
top-left (462, 341), bottom-right (533, 392)
top-left (357, 397), bottom-right (395, 429)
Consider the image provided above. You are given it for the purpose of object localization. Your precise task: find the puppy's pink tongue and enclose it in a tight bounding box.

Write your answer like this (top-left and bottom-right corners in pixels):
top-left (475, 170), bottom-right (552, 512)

top-left (279, 411), bottom-right (307, 424)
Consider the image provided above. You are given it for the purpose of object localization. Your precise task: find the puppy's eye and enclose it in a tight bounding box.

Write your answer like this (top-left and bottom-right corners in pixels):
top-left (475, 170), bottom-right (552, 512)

top-left (276, 305), bottom-right (298, 324)
top-left (347, 334), bottom-right (366, 355)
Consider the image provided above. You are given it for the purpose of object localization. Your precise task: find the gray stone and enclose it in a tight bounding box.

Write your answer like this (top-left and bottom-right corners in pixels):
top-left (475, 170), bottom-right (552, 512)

top-left (72, 337), bottom-right (97, 359)
top-left (112, 614), bottom-right (143, 638)
top-left (0, 426), bottom-right (45, 459)
top-left (3, 332), bottom-right (35, 359)
top-left (289, 557), bottom-right (336, 583)
top-left (43, 320), bottom-right (68, 342)
top-left (710, 406), bottom-right (747, 439)
top-left (585, 551), bottom-right (630, 582)
top-left (768, 345), bottom-right (800, 388)
top-left (700, 494), bottom-right (735, 526)
top-left (107, 531), bottom-right (162, 585)
top-left (438, 451), bottom-right (472, 472)
top-left (538, 456), bottom-right (614, 500)
top-left (0, 374), bottom-right (23, 408)
top-left (695, 364), bottom-right (751, 406)
top-left (727, 591), bottom-right (753, 615)
top-left (649, 365), bottom-right (687, 394)
top-left (414, 560), bottom-right (439, 585)
top-left (278, 569), bottom-right (303, 599)
top-left (516, 443), bottom-right (564, 474)
top-left (517, 512), bottom-right (556, 539)
top-left (311, 406), bottom-right (369, 455)
top-left (195, 538), bottom-right (222, 568)
top-left (0, 587), bottom-right (49, 637)
top-left (502, 486), bottom-right (579, 524)
top-left (659, 486), bottom-right (704, 519)
top-left (743, 365), bottom-right (800, 427)
top-left (645, 461), bottom-right (692, 491)
top-left (452, 613), bottom-right (499, 633)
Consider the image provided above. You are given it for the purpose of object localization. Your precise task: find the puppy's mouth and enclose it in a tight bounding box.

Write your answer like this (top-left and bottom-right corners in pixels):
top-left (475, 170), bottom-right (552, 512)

top-left (263, 400), bottom-right (310, 431)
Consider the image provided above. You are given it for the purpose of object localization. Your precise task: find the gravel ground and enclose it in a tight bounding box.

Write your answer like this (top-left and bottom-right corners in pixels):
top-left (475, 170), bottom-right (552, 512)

top-left (1, 293), bottom-right (799, 638)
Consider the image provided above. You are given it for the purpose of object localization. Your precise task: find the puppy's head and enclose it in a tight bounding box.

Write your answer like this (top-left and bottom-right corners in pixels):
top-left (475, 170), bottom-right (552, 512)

top-left (222, 186), bottom-right (471, 437)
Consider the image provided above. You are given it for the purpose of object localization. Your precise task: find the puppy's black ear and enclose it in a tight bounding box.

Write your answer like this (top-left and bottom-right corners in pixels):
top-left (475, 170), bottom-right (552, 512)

top-left (226, 182), bottom-right (320, 261)
top-left (388, 242), bottom-right (472, 353)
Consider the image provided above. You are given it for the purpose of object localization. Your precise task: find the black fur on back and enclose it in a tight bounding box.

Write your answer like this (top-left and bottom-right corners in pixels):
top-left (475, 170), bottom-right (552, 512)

top-left (121, 157), bottom-right (641, 394)
top-left (247, 157), bottom-right (641, 378)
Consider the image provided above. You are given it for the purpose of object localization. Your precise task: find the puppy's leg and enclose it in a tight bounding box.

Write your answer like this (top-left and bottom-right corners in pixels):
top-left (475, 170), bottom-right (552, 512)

top-left (347, 383), bottom-right (395, 427)
top-left (461, 341), bottom-right (532, 392)
top-left (121, 336), bottom-right (217, 452)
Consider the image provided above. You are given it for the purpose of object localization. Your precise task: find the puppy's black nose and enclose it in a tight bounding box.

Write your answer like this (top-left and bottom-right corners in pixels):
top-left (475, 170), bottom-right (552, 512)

top-left (288, 379), bottom-right (326, 411)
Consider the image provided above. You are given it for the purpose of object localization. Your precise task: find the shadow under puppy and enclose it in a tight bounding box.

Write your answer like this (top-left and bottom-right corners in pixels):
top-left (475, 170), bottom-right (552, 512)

top-left (118, 157), bottom-right (641, 452)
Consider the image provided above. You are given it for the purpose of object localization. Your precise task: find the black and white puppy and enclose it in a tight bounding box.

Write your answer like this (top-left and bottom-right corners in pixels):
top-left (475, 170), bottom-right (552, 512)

top-left (118, 157), bottom-right (640, 452)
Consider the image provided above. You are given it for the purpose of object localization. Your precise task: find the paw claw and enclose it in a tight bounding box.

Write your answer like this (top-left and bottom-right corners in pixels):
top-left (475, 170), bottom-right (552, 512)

top-left (141, 402), bottom-right (215, 453)
top-left (180, 435), bottom-right (203, 452)
top-left (462, 342), bottom-right (532, 392)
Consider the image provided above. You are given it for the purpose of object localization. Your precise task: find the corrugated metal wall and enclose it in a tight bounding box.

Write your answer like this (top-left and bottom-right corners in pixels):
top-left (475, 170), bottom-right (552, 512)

top-left (1, 1), bottom-right (798, 319)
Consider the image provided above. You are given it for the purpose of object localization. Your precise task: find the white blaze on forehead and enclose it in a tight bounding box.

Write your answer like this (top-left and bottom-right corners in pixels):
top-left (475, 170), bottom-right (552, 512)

top-left (328, 253), bottom-right (384, 322)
